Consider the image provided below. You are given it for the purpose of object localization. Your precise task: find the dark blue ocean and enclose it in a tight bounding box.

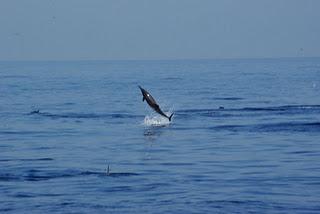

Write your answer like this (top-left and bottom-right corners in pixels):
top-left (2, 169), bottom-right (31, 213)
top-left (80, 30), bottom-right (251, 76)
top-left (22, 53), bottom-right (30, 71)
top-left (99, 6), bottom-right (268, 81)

top-left (1, 58), bottom-right (320, 213)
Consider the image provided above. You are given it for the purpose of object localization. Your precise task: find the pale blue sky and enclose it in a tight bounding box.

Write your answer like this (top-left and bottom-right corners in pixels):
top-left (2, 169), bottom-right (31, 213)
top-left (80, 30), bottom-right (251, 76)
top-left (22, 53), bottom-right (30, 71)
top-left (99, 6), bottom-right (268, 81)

top-left (0, 0), bottom-right (319, 60)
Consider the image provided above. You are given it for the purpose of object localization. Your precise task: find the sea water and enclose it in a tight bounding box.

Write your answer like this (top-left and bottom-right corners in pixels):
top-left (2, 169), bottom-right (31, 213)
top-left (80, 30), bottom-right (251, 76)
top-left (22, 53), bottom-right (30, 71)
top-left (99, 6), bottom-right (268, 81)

top-left (0, 58), bottom-right (320, 213)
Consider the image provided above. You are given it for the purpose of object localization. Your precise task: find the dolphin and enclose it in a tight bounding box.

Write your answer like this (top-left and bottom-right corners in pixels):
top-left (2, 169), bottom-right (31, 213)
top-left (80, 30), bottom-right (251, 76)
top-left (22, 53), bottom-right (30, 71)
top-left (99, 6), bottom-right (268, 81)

top-left (139, 86), bottom-right (174, 121)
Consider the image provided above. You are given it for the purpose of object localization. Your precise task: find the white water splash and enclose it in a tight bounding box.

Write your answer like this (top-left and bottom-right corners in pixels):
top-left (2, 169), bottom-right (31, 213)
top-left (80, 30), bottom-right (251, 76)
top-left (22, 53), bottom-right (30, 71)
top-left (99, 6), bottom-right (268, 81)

top-left (143, 113), bottom-right (172, 126)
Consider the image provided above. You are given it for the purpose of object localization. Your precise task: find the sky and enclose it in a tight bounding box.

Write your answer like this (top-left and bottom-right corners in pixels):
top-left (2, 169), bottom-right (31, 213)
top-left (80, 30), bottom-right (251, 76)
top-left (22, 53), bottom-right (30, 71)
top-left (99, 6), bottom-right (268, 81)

top-left (0, 0), bottom-right (320, 60)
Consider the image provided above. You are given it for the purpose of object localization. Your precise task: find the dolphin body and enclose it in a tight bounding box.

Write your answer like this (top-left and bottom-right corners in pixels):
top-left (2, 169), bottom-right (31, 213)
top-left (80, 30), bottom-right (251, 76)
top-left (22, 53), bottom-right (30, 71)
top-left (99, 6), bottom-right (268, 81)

top-left (139, 86), bottom-right (173, 121)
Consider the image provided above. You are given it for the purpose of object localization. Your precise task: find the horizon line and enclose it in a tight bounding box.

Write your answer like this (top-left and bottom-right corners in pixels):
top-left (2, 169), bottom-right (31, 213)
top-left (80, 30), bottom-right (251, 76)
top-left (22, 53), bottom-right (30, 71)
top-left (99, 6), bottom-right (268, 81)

top-left (0, 56), bottom-right (319, 62)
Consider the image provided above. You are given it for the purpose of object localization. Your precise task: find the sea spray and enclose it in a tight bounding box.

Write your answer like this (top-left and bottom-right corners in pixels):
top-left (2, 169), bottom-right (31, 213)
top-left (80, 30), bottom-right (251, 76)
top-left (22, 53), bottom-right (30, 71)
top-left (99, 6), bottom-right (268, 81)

top-left (143, 113), bottom-right (173, 126)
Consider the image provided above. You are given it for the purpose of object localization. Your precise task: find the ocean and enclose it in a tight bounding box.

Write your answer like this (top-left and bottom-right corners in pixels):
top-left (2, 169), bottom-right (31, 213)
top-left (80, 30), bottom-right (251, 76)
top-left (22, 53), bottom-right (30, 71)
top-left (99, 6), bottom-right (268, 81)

top-left (1, 58), bottom-right (320, 213)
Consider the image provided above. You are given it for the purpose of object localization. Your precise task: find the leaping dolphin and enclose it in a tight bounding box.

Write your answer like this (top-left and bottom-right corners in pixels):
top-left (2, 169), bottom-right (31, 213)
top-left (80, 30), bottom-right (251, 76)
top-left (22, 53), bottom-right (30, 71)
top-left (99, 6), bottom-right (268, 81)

top-left (139, 86), bottom-right (174, 121)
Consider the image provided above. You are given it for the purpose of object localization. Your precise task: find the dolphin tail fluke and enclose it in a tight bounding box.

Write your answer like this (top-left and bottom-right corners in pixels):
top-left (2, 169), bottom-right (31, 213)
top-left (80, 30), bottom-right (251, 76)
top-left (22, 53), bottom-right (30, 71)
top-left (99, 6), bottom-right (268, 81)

top-left (168, 113), bottom-right (174, 121)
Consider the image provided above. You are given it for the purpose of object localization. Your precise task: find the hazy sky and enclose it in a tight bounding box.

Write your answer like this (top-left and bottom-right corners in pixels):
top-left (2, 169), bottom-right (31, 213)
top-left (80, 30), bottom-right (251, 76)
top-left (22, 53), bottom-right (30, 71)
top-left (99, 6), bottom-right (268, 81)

top-left (1, 0), bottom-right (320, 60)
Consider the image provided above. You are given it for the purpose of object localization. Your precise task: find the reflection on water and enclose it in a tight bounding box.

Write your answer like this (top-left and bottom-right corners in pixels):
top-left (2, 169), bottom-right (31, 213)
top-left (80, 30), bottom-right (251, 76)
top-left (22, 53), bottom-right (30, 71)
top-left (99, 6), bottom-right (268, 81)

top-left (143, 125), bottom-right (167, 142)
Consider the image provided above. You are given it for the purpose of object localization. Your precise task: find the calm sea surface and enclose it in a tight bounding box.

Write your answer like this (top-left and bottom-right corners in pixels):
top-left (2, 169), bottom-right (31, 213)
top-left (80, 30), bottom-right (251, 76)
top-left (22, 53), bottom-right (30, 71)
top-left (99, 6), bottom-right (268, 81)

top-left (1, 58), bottom-right (320, 213)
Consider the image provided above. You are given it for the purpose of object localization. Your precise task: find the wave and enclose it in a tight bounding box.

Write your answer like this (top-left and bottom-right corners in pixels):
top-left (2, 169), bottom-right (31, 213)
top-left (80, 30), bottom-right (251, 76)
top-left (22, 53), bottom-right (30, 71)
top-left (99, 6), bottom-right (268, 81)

top-left (210, 97), bottom-right (244, 101)
top-left (210, 122), bottom-right (320, 133)
top-left (0, 75), bottom-right (29, 79)
top-left (0, 130), bottom-right (76, 137)
top-left (176, 105), bottom-right (320, 118)
top-left (0, 168), bottom-right (139, 182)
top-left (28, 105), bottom-right (320, 121)
top-left (178, 105), bottom-right (320, 113)
top-left (0, 158), bottom-right (54, 162)
top-left (240, 105), bottom-right (320, 112)
top-left (28, 111), bottom-right (142, 119)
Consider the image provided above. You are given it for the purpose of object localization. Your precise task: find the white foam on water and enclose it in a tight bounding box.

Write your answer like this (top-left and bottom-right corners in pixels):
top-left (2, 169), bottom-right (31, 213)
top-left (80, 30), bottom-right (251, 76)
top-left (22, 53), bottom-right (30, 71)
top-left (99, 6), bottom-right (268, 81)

top-left (143, 112), bottom-right (173, 126)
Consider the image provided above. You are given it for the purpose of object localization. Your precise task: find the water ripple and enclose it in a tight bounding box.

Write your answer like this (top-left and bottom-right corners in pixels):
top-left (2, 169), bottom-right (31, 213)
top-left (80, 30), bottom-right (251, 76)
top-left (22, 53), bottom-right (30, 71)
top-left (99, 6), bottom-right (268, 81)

top-left (211, 122), bottom-right (320, 133)
top-left (0, 169), bottom-right (139, 182)
top-left (28, 111), bottom-right (142, 119)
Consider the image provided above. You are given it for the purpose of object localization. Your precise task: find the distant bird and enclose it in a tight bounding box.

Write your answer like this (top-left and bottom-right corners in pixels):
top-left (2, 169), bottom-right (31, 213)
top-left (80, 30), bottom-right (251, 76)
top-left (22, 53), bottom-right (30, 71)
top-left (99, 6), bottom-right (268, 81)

top-left (139, 86), bottom-right (173, 121)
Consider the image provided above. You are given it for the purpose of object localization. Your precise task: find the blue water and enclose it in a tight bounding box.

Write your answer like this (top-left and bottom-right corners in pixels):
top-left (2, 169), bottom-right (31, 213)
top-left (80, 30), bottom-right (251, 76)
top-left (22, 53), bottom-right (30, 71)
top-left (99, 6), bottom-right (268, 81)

top-left (1, 58), bottom-right (320, 213)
